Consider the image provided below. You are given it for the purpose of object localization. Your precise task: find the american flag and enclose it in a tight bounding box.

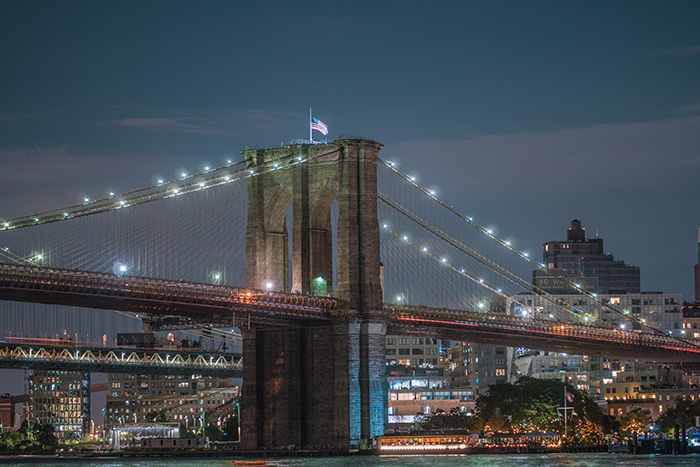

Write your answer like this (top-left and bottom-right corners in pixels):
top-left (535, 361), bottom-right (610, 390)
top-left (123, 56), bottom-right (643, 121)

top-left (311, 116), bottom-right (328, 136)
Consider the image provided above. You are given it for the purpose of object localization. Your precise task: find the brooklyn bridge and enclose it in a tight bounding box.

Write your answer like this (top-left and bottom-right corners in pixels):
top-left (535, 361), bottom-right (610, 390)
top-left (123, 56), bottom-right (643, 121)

top-left (0, 139), bottom-right (698, 449)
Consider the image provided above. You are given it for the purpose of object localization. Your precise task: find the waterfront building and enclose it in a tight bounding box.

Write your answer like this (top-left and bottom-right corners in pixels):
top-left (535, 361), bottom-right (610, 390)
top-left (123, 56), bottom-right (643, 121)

top-left (386, 365), bottom-right (475, 430)
top-left (28, 370), bottom-right (89, 439)
top-left (106, 374), bottom-right (235, 431)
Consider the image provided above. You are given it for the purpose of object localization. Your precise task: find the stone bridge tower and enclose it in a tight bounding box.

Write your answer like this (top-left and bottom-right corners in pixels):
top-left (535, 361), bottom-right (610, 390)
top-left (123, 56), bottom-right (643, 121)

top-left (241, 139), bottom-right (387, 450)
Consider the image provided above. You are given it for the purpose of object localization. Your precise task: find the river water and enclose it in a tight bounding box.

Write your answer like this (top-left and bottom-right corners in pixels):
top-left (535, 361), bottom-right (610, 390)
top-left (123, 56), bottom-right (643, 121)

top-left (3, 454), bottom-right (699, 467)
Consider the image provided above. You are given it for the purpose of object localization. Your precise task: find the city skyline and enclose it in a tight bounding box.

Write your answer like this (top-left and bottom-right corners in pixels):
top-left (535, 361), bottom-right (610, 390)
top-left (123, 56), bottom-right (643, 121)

top-left (1, 1), bottom-right (700, 299)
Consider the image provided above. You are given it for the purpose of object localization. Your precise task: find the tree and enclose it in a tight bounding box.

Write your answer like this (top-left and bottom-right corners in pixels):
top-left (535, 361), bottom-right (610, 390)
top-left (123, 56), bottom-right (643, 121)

top-left (619, 407), bottom-right (652, 438)
top-left (656, 398), bottom-right (700, 436)
top-left (205, 423), bottom-right (223, 442)
top-left (417, 407), bottom-right (479, 430)
top-left (222, 415), bottom-right (239, 442)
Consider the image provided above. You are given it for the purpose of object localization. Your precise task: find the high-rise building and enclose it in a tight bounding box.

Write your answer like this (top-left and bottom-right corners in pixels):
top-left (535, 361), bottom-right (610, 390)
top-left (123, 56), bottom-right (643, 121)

top-left (534, 219), bottom-right (640, 294)
top-left (28, 371), bottom-right (90, 439)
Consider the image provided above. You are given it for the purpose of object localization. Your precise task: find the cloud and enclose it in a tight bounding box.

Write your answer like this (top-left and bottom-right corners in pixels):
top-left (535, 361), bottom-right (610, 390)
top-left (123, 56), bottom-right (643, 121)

top-left (102, 109), bottom-right (301, 136)
top-left (115, 117), bottom-right (227, 135)
top-left (673, 103), bottom-right (700, 114)
top-left (386, 116), bottom-right (700, 195)
top-left (650, 44), bottom-right (700, 57)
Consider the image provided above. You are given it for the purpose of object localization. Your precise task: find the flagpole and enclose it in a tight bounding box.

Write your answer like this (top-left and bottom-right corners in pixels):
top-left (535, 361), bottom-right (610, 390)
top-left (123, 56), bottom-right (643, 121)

top-left (564, 387), bottom-right (567, 439)
top-left (309, 107), bottom-right (313, 142)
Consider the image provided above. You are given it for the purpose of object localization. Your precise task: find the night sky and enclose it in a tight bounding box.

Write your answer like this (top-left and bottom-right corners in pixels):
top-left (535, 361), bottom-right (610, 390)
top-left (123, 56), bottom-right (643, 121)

top-left (2, 0), bottom-right (700, 300)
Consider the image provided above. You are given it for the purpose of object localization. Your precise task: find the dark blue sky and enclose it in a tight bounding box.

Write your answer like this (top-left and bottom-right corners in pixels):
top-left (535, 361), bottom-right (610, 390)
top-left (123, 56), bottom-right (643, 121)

top-left (2, 0), bottom-right (700, 298)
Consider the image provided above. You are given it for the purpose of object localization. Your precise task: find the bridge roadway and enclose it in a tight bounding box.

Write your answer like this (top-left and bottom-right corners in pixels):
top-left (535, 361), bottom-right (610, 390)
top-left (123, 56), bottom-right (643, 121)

top-left (0, 339), bottom-right (242, 376)
top-left (1, 263), bottom-right (699, 366)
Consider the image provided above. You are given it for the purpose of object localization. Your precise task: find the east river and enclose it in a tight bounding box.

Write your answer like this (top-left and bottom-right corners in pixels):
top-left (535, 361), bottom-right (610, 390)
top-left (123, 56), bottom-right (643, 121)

top-left (3, 454), bottom-right (700, 467)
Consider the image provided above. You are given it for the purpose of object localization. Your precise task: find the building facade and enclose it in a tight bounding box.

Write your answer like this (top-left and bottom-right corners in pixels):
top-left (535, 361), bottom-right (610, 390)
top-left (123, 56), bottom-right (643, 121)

top-left (29, 371), bottom-right (89, 439)
top-left (106, 373), bottom-right (235, 431)
top-left (536, 219), bottom-right (640, 294)
top-left (507, 292), bottom-right (684, 336)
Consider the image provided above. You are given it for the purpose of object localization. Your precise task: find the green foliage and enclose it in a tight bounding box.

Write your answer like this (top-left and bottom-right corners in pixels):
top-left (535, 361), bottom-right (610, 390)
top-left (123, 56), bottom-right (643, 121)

top-left (205, 423), bottom-right (223, 442)
top-left (0, 421), bottom-right (58, 454)
top-left (222, 415), bottom-right (239, 442)
top-left (656, 398), bottom-right (700, 436)
top-left (619, 407), bottom-right (652, 438)
top-left (416, 407), bottom-right (479, 430)
top-left (416, 377), bottom-right (614, 442)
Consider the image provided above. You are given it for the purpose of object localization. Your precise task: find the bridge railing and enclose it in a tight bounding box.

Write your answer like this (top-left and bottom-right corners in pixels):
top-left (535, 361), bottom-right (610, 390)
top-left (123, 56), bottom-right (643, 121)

top-left (0, 263), bottom-right (338, 318)
top-left (385, 304), bottom-right (700, 353)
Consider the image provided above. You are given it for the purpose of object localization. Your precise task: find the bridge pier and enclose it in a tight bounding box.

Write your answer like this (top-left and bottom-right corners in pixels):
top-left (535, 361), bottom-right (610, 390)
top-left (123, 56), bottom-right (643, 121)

top-left (242, 139), bottom-right (387, 450)
top-left (241, 319), bottom-right (386, 450)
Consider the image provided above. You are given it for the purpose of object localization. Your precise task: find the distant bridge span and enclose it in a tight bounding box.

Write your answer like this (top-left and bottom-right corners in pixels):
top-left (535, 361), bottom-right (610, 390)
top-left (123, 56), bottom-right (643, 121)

top-left (1, 263), bottom-right (699, 367)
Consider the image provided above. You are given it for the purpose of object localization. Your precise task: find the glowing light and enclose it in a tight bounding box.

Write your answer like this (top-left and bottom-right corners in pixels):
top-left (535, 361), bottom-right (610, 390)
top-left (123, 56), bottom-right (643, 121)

top-left (158, 179), bottom-right (164, 185)
top-left (402, 235), bottom-right (408, 241)
top-left (3, 222), bottom-right (8, 228)
top-left (180, 172), bottom-right (187, 178)
top-left (199, 183), bottom-right (205, 188)
top-left (109, 192), bottom-right (115, 197)
top-left (204, 166), bottom-right (210, 172)
top-left (505, 241), bottom-right (510, 246)
top-left (575, 283), bottom-right (580, 288)
top-left (460, 269), bottom-right (465, 273)
top-left (274, 163), bottom-right (279, 168)
top-left (173, 189), bottom-right (179, 194)
top-left (468, 217), bottom-right (473, 222)
top-left (315, 276), bottom-right (324, 283)
top-left (120, 200), bottom-right (126, 206)
top-left (478, 278), bottom-right (484, 284)
top-left (540, 263), bottom-right (546, 268)
top-left (64, 212), bottom-right (69, 218)
top-left (478, 302), bottom-right (485, 309)
top-left (409, 176), bottom-right (416, 182)
top-left (84, 197), bottom-right (89, 203)
top-left (249, 170), bottom-right (254, 174)
top-left (297, 156), bottom-right (302, 161)
top-left (113, 262), bottom-right (128, 276)
top-left (263, 281), bottom-right (273, 290)
top-left (429, 190), bottom-right (435, 196)
top-left (584, 316), bottom-right (589, 322)
top-left (422, 247), bottom-right (428, 253)
top-left (395, 295), bottom-right (402, 302)
top-left (35, 218), bottom-right (39, 223)
top-left (486, 229), bottom-right (492, 234)
top-left (227, 159), bottom-right (232, 165)
top-left (36, 254), bottom-right (43, 261)
top-left (382, 223), bottom-right (388, 229)
top-left (497, 288), bottom-right (502, 293)
top-left (389, 161), bottom-right (396, 167)
top-left (214, 273), bottom-right (221, 281)
top-left (441, 258), bottom-right (447, 263)
top-left (523, 252), bottom-right (528, 257)
top-left (225, 176), bottom-right (230, 181)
